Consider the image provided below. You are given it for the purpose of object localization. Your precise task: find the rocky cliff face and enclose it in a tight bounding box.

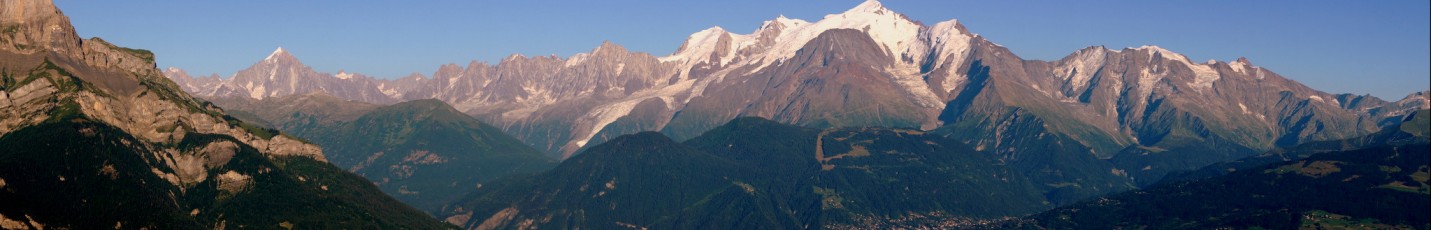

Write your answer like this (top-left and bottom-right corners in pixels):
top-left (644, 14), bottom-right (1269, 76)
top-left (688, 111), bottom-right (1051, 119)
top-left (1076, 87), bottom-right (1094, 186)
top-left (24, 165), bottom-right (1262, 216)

top-left (0, 1), bottom-right (451, 228)
top-left (1, 0), bottom-right (79, 55)
top-left (1, 0), bottom-right (323, 160)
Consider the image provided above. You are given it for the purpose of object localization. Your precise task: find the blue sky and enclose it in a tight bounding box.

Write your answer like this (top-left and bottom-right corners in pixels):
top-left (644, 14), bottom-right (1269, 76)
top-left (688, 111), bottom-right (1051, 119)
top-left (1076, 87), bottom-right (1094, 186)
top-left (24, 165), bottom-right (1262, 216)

top-left (54, 1), bottom-right (1429, 99)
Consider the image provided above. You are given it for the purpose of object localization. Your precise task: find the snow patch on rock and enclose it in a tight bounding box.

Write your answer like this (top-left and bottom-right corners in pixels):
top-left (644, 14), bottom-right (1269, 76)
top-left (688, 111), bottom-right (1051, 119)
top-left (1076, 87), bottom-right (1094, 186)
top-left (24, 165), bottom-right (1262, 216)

top-left (265, 47), bottom-right (286, 62)
top-left (565, 53), bottom-right (590, 67)
top-left (1229, 60), bottom-right (1251, 74)
top-left (1137, 46), bottom-right (1220, 91)
top-left (1056, 47), bottom-right (1109, 92)
top-left (571, 79), bottom-right (696, 148)
top-left (573, 100), bottom-right (639, 148)
top-left (1137, 68), bottom-right (1163, 99)
top-left (249, 85), bottom-right (266, 99)
top-left (927, 20), bottom-right (973, 94)
top-left (378, 83), bottom-right (403, 98)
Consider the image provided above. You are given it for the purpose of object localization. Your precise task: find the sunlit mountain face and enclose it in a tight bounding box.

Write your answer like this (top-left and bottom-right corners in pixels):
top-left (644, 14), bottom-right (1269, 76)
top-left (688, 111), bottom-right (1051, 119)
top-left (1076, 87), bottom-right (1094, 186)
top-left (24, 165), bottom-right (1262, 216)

top-left (0, 0), bottom-right (449, 228)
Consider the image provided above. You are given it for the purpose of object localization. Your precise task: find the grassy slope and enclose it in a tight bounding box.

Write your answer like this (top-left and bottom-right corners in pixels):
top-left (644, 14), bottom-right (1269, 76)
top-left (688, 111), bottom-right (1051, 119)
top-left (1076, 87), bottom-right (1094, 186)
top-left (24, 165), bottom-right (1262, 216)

top-left (273, 99), bottom-right (556, 213)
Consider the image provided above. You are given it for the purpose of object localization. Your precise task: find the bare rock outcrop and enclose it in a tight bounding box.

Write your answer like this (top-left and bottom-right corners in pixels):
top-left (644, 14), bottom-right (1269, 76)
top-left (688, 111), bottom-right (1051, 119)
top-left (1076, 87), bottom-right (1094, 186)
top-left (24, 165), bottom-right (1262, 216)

top-left (1, 0), bottom-right (325, 162)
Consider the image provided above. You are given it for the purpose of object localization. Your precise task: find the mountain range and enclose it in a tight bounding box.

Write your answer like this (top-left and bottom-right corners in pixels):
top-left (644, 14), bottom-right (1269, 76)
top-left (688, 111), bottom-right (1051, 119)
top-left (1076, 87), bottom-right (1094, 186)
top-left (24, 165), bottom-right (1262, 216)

top-left (166, 0), bottom-right (1429, 205)
top-left (5, 0), bottom-right (1428, 228)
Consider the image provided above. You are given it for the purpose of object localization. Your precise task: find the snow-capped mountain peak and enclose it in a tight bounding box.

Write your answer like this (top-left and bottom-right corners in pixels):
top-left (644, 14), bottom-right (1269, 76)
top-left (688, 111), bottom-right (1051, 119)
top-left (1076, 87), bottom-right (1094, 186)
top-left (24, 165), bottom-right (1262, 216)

top-left (660, 0), bottom-right (936, 75)
top-left (753, 0), bottom-right (922, 68)
top-left (265, 47), bottom-right (289, 62)
top-left (760, 15), bottom-right (807, 31)
top-left (846, 0), bottom-right (891, 14)
top-left (661, 25), bottom-right (744, 77)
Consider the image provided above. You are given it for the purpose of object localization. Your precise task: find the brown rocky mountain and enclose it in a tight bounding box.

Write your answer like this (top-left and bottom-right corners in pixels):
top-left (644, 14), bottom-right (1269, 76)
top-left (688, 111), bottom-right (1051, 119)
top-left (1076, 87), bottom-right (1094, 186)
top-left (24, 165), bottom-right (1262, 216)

top-left (1, 0), bottom-right (318, 157)
top-left (165, 0), bottom-right (1428, 202)
top-left (0, 0), bottom-right (446, 228)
